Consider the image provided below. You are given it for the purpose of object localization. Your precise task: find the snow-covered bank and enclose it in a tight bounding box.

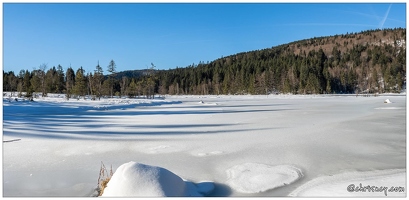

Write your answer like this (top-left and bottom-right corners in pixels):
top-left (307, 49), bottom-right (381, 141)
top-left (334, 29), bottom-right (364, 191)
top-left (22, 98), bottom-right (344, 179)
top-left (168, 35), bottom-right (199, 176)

top-left (3, 95), bottom-right (406, 197)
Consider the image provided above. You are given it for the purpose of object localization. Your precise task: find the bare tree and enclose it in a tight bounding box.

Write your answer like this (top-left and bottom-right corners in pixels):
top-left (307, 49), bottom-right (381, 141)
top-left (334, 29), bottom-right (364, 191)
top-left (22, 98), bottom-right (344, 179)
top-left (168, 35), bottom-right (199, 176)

top-left (120, 76), bottom-right (129, 97)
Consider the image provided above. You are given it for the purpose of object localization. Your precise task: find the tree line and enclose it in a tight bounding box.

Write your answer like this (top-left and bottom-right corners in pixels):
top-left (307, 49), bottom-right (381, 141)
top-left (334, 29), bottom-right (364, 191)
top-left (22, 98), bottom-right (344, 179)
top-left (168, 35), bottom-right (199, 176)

top-left (3, 28), bottom-right (406, 99)
top-left (3, 59), bottom-right (158, 100)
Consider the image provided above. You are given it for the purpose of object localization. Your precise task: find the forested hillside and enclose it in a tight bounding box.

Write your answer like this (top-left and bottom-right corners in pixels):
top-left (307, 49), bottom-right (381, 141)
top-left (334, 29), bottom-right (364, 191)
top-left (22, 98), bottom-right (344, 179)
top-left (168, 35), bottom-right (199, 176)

top-left (155, 28), bottom-right (406, 95)
top-left (3, 28), bottom-right (406, 98)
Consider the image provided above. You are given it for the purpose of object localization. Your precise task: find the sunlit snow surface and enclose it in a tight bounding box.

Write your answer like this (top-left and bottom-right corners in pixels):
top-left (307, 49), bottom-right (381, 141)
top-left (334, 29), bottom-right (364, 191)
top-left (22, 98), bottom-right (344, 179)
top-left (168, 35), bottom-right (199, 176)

top-left (2, 94), bottom-right (406, 197)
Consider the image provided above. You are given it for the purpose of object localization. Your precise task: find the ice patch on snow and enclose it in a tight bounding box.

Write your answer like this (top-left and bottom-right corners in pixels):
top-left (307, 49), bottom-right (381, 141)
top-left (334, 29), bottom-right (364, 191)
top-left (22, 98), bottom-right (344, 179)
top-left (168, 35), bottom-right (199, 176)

top-left (226, 163), bottom-right (303, 193)
top-left (101, 162), bottom-right (214, 197)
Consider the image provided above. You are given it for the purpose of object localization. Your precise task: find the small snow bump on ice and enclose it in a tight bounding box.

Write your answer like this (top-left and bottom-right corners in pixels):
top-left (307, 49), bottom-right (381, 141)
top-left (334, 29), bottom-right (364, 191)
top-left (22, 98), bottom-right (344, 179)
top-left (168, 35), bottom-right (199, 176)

top-left (196, 151), bottom-right (223, 157)
top-left (226, 163), bottom-right (303, 193)
top-left (384, 99), bottom-right (392, 103)
top-left (101, 161), bottom-right (215, 197)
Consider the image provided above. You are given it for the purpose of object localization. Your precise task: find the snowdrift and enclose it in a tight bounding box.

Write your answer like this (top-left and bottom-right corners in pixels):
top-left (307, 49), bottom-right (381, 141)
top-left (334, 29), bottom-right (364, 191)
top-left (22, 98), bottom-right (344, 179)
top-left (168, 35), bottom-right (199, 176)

top-left (101, 162), bottom-right (214, 197)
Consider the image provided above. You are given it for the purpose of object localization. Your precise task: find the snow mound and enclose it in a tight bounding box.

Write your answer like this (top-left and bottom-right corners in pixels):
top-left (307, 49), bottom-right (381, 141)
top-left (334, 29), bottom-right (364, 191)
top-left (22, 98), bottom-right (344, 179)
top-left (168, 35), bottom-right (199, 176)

top-left (101, 162), bottom-right (214, 197)
top-left (289, 169), bottom-right (406, 197)
top-left (384, 99), bottom-right (392, 103)
top-left (226, 163), bottom-right (303, 193)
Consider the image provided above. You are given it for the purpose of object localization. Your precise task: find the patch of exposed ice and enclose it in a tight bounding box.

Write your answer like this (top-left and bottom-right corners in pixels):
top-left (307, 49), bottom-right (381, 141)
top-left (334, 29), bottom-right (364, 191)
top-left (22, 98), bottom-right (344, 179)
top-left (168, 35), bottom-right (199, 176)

top-left (225, 163), bottom-right (303, 193)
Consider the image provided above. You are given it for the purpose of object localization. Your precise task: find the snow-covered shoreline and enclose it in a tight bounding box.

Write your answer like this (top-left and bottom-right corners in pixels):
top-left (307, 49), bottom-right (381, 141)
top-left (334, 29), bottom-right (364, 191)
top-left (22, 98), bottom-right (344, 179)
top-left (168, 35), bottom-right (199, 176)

top-left (2, 94), bottom-right (406, 197)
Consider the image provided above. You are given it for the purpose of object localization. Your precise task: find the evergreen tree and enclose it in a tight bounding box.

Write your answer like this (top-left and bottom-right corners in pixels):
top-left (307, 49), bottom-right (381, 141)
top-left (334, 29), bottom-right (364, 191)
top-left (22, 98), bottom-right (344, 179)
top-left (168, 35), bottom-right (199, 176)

top-left (74, 67), bottom-right (87, 98)
top-left (127, 78), bottom-right (137, 97)
top-left (56, 65), bottom-right (65, 93)
top-left (45, 67), bottom-right (57, 93)
top-left (65, 67), bottom-right (75, 99)
top-left (37, 64), bottom-right (47, 97)
top-left (93, 62), bottom-right (104, 99)
top-left (23, 70), bottom-right (32, 97)
top-left (107, 60), bottom-right (116, 97)
top-left (30, 70), bottom-right (41, 96)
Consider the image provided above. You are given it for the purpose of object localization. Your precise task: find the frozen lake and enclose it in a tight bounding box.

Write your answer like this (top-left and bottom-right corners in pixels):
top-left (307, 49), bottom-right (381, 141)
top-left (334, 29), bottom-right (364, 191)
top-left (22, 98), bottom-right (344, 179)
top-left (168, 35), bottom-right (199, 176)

top-left (2, 94), bottom-right (406, 197)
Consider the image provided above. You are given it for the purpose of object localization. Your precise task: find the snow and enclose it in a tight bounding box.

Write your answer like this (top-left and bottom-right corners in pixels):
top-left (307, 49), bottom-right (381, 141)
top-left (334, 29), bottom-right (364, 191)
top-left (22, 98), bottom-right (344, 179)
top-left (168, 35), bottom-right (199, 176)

top-left (101, 161), bottom-right (214, 197)
top-left (2, 93), bottom-right (406, 197)
top-left (226, 163), bottom-right (303, 193)
top-left (289, 169), bottom-right (406, 197)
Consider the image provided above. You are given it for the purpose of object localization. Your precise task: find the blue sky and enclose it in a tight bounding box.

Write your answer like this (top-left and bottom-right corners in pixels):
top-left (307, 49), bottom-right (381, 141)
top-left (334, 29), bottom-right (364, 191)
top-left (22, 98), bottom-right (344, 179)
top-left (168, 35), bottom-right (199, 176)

top-left (3, 3), bottom-right (406, 75)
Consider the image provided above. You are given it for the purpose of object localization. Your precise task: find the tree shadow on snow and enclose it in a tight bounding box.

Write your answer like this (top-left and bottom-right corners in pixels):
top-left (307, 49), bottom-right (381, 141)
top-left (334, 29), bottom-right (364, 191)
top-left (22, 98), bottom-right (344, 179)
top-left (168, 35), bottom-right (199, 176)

top-left (3, 99), bottom-right (290, 141)
top-left (3, 122), bottom-right (275, 141)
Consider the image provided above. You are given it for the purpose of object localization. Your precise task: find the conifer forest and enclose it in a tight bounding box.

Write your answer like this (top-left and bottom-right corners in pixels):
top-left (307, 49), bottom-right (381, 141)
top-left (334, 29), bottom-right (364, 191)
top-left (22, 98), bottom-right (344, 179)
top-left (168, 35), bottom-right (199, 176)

top-left (3, 28), bottom-right (406, 99)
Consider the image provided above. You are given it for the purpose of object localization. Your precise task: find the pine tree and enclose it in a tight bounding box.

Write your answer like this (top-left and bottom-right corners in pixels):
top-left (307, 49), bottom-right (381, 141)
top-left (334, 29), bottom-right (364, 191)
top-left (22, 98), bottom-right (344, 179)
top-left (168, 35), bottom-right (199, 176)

top-left (65, 67), bottom-right (75, 100)
top-left (56, 65), bottom-right (65, 93)
top-left (74, 67), bottom-right (87, 98)
top-left (93, 62), bottom-right (104, 99)
top-left (146, 63), bottom-right (156, 99)
top-left (127, 78), bottom-right (137, 97)
top-left (45, 67), bottom-right (57, 93)
top-left (23, 70), bottom-right (32, 97)
top-left (37, 64), bottom-right (47, 97)
top-left (107, 60), bottom-right (116, 98)
top-left (30, 71), bottom-right (41, 96)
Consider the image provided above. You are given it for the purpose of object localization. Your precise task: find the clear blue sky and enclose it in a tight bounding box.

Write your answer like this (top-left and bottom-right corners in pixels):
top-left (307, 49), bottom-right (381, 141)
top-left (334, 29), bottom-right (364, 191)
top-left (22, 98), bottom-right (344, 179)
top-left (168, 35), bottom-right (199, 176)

top-left (3, 3), bottom-right (406, 75)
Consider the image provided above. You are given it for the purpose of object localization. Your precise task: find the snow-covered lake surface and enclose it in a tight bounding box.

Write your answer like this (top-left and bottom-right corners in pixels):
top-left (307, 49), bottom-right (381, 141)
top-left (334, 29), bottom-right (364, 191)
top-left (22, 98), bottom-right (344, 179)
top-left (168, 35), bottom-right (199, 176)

top-left (2, 94), bottom-right (406, 197)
